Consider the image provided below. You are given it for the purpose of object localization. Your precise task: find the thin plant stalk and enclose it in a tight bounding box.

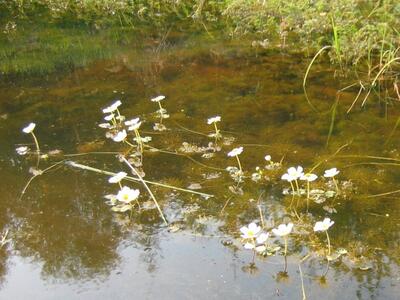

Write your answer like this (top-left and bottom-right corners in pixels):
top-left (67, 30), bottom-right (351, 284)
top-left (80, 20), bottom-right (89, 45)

top-left (294, 179), bottom-right (300, 196)
top-left (30, 132), bottom-right (41, 167)
top-left (66, 161), bottom-right (213, 198)
top-left (325, 231), bottom-right (331, 256)
top-left (122, 156), bottom-right (168, 225)
top-left (157, 101), bottom-right (164, 112)
top-left (332, 177), bottom-right (339, 194)
top-left (284, 237), bottom-right (288, 272)
top-left (289, 181), bottom-right (296, 207)
top-left (235, 155), bottom-right (242, 173)
top-left (306, 181), bottom-right (310, 212)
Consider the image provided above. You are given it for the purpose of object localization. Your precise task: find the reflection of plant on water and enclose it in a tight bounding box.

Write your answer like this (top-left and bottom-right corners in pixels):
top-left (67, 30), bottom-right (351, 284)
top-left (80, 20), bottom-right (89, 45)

top-left (12, 93), bottom-right (397, 298)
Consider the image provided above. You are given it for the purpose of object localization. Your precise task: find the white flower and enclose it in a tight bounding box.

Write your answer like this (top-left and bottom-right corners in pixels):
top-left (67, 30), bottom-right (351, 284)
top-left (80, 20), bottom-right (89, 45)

top-left (98, 123), bottom-right (112, 129)
top-left (313, 218), bottom-right (334, 232)
top-left (104, 114), bottom-right (114, 121)
top-left (116, 186), bottom-right (140, 203)
top-left (125, 118), bottom-right (140, 126)
top-left (287, 166), bottom-right (304, 179)
top-left (16, 146), bottom-right (29, 155)
top-left (113, 130), bottom-right (127, 142)
top-left (228, 147), bottom-right (243, 157)
top-left (281, 173), bottom-right (295, 182)
top-left (256, 232), bottom-right (269, 244)
top-left (102, 100), bottom-right (122, 113)
top-left (324, 168), bottom-right (339, 178)
top-left (108, 172), bottom-right (127, 183)
top-left (264, 155), bottom-right (272, 161)
top-left (22, 123), bottom-right (36, 134)
top-left (300, 173), bottom-right (318, 182)
top-left (151, 95), bottom-right (165, 102)
top-left (128, 123), bottom-right (142, 131)
top-left (240, 222), bottom-right (261, 239)
top-left (207, 116), bottom-right (221, 124)
top-left (272, 223), bottom-right (293, 237)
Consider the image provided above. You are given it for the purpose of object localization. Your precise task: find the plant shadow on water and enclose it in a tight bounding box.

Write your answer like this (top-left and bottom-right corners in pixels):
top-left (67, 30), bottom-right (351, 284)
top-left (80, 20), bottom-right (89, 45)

top-left (0, 28), bottom-right (400, 299)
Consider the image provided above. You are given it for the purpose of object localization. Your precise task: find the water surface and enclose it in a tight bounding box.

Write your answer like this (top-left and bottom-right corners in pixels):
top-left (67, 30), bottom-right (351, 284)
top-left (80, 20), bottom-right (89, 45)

top-left (0, 28), bottom-right (400, 299)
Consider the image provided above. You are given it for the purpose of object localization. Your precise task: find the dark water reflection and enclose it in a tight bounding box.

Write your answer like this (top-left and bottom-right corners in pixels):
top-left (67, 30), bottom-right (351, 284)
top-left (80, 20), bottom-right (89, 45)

top-left (0, 30), bottom-right (400, 299)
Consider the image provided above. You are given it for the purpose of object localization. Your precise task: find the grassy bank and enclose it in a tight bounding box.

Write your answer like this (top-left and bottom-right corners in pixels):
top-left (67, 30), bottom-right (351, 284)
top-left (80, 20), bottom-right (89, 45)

top-left (0, 0), bottom-right (399, 76)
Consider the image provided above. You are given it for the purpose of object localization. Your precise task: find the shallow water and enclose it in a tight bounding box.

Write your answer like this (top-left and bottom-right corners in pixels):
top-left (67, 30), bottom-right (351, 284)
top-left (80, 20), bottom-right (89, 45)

top-left (1, 28), bottom-right (400, 299)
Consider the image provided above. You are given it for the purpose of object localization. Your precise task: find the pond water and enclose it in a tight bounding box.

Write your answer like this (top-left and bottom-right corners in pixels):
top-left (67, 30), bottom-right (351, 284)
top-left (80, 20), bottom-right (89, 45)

top-left (1, 28), bottom-right (400, 299)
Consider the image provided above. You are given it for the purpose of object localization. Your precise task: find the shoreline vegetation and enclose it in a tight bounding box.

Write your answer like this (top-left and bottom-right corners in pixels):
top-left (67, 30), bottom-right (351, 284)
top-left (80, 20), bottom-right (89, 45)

top-left (0, 0), bottom-right (399, 78)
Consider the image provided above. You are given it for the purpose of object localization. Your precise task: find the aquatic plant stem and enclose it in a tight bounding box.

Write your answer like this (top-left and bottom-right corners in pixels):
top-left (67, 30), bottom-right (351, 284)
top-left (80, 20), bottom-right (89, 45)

top-left (30, 132), bottom-right (41, 167)
top-left (332, 177), bottom-right (339, 195)
top-left (294, 179), bottom-right (300, 196)
top-left (306, 181), bottom-right (310, 212)
top-left (289, 181), bottom-right (295, 207)
top-left (157, 101), bottom-right (164, 112)
top-left (284, 237), bottom-right (288, 272)
top-left (65, 161), bottom-right (213, 198)
top-left (122, 156), bottom-right (168, 225)
top-left (235, 155), bottom-right (242, 173)
top-left (325, 231), bottom-right (331, 256)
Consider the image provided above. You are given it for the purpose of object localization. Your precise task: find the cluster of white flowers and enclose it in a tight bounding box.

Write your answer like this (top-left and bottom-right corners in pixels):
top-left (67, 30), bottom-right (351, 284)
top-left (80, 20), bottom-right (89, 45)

top-left (98, 100), bottom-right (152, 150)
top-left (240, 218), bottom-right (334, 260)
top-left (281, 166), bottom-right (340, 196)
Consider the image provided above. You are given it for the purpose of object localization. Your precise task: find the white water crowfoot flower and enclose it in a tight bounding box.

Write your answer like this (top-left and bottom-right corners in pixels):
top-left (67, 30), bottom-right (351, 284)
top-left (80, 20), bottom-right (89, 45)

top-left (287, 166), bottom-right (303, 196)
top-left (151, 95), bottom-right (166, 114)
top-left (324, 168), bottom-right (339, 177)
top-left (228, 146), bottom-right (244, 173)
top-left (240, 222), bottom-right (261, 238)
top-left (113, 130), bottom-right (127, 142)
top-left (207, 116), bottom-right (221, 124)
top-left (108, 172), bottom-right (127, 184)
top-left (314, 218), bottom-right (334, 256)
top-left (272, 223), bottom-right (293, 237)
top-left (207, 115), bottom-right (222, 141)
top-left (116, 186), bottom-right (140, 204)
top-left (314, 218), bottom-right (334, 232)
top-left (300, 173), bottom-right (318, 182)
top-left (228, 147), bottom-right (243, 157)
top-left (22, 122), bottom-right (36, 133)
top-left (264, 155), bottom-right (271, 162)
top-left (151, 95), bottom-right (165, 102)
top-left (125, 118), bottom-right (141, 129)
top-left (324, 168), bottom-right (340, 194)
top-left (272, 223), bottom-right (293, 267)
top-left (22, 122), bottom-right (40, 166)
top-left (102, 100), bottom-right (122, 114)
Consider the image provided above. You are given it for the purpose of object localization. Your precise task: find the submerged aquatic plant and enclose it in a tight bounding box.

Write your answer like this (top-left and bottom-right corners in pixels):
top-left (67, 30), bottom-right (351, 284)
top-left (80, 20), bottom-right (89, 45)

top-left (272, 222), bottom-right (293, 272)
top-left (22, 122), bottom-right (40, 166)
top-left (207, 115), bottom-right (222, 141)
top-left (324, 168), bottom-right (340, 194)
top-left (228, 146), bottom-right (244, 173)
top-left (300, 172), bottom-right (318, 210)
top-left (151, 95), bottom-right (166, 113)
top-left (240, 222), bottom-right (269, 264)
top-left (314, 217), bottom-right (334, 256)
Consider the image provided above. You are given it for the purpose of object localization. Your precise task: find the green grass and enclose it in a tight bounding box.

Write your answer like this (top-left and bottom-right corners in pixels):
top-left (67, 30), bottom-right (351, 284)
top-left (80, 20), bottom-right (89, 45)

top-left (0, 0), bottom-right (399, 77)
